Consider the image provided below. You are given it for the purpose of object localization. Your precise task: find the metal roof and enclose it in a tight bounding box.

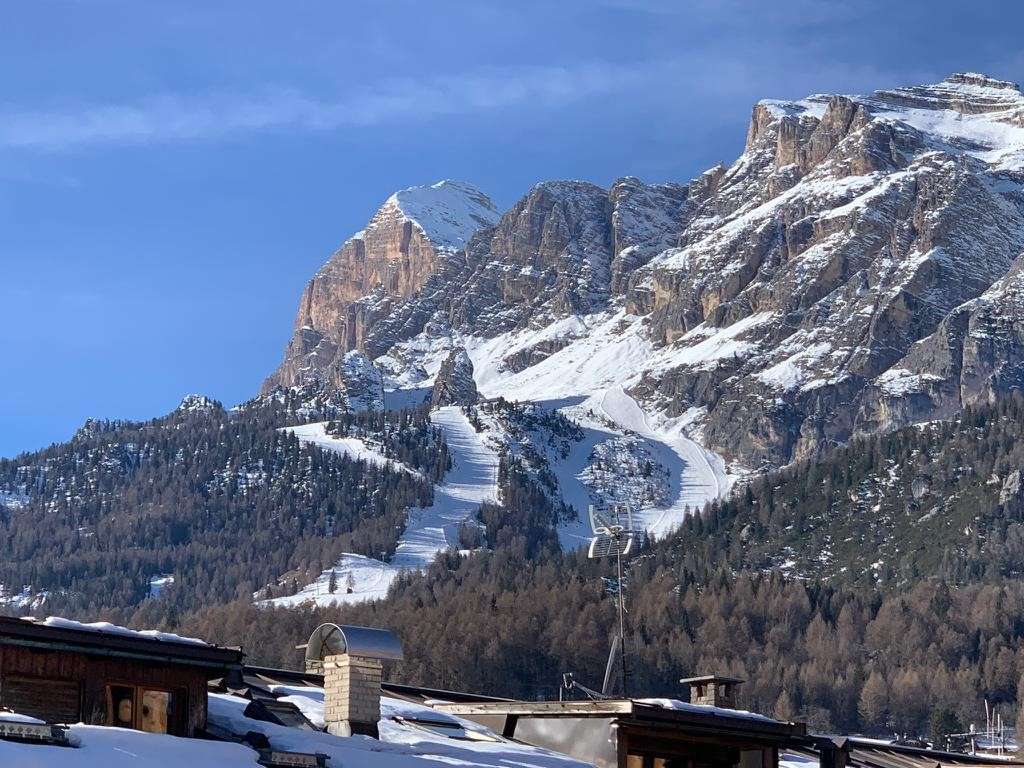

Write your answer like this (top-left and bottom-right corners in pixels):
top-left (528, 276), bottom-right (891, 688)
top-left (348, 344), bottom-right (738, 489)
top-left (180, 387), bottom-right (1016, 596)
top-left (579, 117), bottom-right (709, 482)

top-left (794, 737), bottom-right (1024, 768)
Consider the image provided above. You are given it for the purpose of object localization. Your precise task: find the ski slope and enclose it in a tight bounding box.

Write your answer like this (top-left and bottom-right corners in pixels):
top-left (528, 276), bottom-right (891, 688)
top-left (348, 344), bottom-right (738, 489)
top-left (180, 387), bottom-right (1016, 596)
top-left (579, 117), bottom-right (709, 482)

top-left (385, 311), bottom-right (735, 545)
top-left (391, 406), bottom-right (499, 570)
top-left (596, 386), bottom-right (727, 537)
top-left (266, 406), bottom-right (498, 607)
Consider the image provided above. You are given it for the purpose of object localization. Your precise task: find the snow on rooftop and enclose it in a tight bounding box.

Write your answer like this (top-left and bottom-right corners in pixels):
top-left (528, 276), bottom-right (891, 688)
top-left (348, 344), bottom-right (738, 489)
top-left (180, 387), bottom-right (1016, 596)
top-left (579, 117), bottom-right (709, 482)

top-left (208, 690), bottom-right (591, 768)
top-left (636, 698), bottom-right (780, 723)
top-left (24, 616), bottom-right (208, 646)
top-left (0, 722), bottom-right (259, 767)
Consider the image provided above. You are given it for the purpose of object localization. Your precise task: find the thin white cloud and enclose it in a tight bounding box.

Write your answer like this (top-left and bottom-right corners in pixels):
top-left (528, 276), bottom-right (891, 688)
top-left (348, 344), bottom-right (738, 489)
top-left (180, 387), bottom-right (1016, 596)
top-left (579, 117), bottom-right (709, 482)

top-left (0, 61), bottom-right (655, 151)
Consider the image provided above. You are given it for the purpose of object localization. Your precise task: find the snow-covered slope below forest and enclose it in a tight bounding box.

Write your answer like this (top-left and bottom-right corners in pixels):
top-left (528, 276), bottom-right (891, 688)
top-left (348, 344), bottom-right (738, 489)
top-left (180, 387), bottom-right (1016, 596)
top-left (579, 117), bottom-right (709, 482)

top-left (267, 406), bottom-right (498, 608)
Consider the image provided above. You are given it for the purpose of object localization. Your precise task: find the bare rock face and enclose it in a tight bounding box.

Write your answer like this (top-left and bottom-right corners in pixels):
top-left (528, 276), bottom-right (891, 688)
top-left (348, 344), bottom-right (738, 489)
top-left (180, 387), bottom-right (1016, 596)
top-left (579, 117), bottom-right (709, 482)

top-left (263, 180), bottom-right (499, 392)
top-left (364, 178), bottom-right (689, 369)
top-left (431, 349), bottom-right (478, 408)
top-left (335, 351), bottom-right (384, 412)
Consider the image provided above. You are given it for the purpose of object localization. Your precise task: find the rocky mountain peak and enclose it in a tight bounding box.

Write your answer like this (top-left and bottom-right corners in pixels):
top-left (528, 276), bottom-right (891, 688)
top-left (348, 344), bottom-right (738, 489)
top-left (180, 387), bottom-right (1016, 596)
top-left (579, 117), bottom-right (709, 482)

top-left (264, 71), bottom-right (1024, 474)
top-left (378, 180), bottom-right (500, 251)
top-left (431, 348), bottom-right (478, 408)
top-left (874, 72), bottom-right (1023, 112)
top-left (176, 394), bottom-right (222, 413)
top-left (943, 72), bottom-right (1021, 92)
top-left (262, 181), bottom-right (500, 393)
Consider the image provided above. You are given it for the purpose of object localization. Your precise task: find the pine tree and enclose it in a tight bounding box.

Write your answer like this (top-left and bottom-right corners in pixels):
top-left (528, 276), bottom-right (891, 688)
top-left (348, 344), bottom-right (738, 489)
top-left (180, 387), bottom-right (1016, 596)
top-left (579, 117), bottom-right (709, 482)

top-left (858, 671), bottom-right (889, 733)
top-left (928, 707), bottom-right (961, 751)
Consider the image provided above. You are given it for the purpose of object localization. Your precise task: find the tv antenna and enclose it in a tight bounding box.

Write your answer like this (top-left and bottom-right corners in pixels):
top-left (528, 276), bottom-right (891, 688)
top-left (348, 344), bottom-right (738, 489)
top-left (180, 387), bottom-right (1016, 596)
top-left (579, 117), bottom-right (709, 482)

top-left (587, 504), bottom-right (636, 698)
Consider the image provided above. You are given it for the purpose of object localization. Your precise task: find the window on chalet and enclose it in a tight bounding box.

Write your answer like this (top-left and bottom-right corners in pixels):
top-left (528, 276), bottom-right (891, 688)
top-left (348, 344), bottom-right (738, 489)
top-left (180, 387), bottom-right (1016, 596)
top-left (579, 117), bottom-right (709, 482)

top-left (105, 684), bottom-right (184, 735)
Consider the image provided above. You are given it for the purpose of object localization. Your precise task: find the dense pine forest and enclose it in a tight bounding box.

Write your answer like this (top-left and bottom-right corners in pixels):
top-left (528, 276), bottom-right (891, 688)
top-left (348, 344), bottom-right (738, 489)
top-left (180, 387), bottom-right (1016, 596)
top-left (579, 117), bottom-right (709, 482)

top-left (181, 542), bottom-right (1024, 740)
top-left (0, 395), bottom-right (446, 616)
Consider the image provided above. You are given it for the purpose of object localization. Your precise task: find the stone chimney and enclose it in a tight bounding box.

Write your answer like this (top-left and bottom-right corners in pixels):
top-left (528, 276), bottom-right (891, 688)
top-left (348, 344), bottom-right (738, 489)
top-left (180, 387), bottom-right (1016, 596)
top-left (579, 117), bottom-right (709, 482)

top-left (680, 674), bottom-right (744, 709)
top-left (301, 623), bottom-right (404, 739)
top-left (324, 654), bottom-right (384, 738)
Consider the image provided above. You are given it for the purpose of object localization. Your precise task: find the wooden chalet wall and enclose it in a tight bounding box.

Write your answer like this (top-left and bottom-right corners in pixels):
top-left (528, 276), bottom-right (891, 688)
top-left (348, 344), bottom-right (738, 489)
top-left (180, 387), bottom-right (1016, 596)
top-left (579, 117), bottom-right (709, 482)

top-left (0, 644), bottom-right (210, 735)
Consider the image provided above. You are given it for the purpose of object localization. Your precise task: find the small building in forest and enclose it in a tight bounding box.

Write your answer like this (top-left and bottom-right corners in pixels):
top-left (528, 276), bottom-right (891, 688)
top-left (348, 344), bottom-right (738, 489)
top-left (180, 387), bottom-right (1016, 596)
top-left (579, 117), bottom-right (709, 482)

top-left (0, 616), bottom-right (242, 737)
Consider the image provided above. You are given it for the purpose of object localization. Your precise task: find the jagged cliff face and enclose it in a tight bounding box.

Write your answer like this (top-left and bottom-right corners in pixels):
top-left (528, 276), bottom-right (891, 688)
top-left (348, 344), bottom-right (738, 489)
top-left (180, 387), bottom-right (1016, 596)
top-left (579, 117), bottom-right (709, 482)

top-left (263, 180), bottom-right (499, 392)
top-left (267, 73), bottom-right (1024, 471)
top-left (626, 72), bottom-right (1024, 466)
top-left (364, 177), bottom-right (688, 371)
top-left (431, 348), bottom-right (478, 408)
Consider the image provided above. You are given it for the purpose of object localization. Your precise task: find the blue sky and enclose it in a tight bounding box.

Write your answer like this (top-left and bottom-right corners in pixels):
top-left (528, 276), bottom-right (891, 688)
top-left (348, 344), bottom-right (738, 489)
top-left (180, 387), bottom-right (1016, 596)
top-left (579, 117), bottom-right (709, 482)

top-left (1, 0), bottom-right (1023, 458)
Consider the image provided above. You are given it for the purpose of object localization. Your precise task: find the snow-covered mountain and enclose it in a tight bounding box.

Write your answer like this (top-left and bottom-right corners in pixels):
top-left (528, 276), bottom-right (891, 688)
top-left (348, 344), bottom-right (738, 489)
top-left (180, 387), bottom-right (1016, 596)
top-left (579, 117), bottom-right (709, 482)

top-left (263, 180), bottom-right (500, 392)
top-left (8, 72), bottom-right (1024, 618)
top-left (262, 72), bottom-right (1024, 579)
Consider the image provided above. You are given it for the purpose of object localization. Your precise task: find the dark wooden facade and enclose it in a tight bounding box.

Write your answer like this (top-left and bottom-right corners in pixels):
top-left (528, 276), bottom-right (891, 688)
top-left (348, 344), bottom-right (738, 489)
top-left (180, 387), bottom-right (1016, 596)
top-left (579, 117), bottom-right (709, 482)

top-left (0, 617), bottom-right (242, 737)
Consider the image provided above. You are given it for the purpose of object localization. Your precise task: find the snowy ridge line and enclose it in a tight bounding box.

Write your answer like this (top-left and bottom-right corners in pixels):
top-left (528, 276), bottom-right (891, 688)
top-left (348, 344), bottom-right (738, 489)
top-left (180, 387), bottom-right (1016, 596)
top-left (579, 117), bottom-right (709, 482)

top-left (383, 180), bottom-right (501, 250)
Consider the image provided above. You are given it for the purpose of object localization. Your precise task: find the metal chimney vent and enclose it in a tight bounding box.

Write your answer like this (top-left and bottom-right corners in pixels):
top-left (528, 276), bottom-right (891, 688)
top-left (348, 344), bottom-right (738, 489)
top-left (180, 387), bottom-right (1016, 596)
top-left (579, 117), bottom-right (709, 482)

top-left (304, 624), bottom-right (404, 668)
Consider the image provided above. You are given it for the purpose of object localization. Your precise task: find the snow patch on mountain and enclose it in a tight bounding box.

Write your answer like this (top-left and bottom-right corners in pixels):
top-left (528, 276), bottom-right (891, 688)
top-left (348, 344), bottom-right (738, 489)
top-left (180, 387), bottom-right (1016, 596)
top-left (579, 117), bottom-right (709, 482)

top-left (378, 180), bottom-right (500, 250)
top-left (378, 307), bottom-right (737, 542)
top-left (0, 489), bottom-right (29, 509)
top-left (0, 584), bottom-right (48, 611)
top-left (265, 552), bottom-right (400, 608)
top-left (870, 73), bottom-right (1024, 171)
top-left (283, 423), bottom-right (420, 475)
top-left (148, 574), bottom-right (175, 598)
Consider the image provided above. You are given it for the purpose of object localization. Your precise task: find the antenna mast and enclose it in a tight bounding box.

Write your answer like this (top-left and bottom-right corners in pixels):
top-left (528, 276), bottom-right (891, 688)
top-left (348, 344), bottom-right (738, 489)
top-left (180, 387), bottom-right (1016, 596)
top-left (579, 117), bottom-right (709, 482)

top-left (588, 503), bottom-right (636, 698)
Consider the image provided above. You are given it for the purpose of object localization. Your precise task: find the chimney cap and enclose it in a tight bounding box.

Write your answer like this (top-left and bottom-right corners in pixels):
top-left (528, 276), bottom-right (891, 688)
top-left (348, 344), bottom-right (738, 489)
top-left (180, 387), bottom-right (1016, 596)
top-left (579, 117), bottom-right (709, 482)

top-left (679, 674), bottom-right (745, 685)
top-left (304, 623), bottom-right (404, 665)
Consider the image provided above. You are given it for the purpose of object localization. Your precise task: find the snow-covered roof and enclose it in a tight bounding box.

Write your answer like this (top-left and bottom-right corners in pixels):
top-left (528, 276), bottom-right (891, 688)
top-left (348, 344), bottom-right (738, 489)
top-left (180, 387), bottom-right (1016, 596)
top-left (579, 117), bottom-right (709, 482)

top-left (635, 697), bottom-right (780, 723)
top-left (22, 616), bottom-right (208, 646)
